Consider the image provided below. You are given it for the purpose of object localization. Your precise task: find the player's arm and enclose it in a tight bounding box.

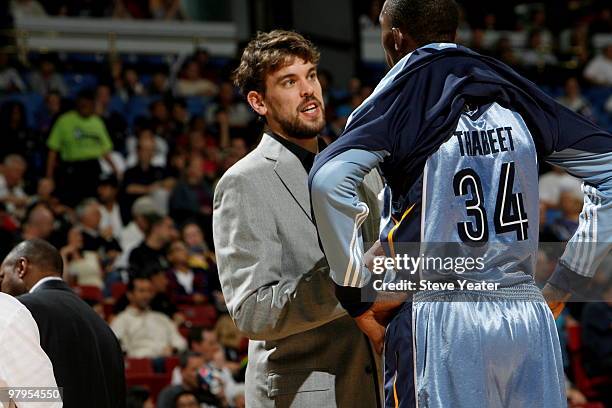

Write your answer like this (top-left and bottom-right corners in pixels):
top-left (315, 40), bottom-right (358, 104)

top-left (538, 103), bottom-right (612, 313)
top-left (543, 148), bottom-right (612, 305)
top-left (310, 149), bottom-right (388, 313)
top-left (212, 172), bottom-right (346, 341)
top-left (310, 149), bottom-right (403, 353)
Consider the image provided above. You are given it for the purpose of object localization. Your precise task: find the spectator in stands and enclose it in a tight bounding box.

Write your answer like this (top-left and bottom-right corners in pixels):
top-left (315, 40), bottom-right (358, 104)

top-left (125, 386), bottom-right (155, 408)
top-left (76, 198), bottom-right (122, 262)
top-left (158, 352), bottom-right (222, 408)
top-left (119, 195), bottom-right (159, 250)
top-left (166, 240), bottom-right (210, 305)
top-left (170, 98), bottom-right (190, 137)
top-left (220, 137), bottom-right (248, 172)
top-left (21, 203), bottom-right (55, 241)
top-left (538, 166), bottom-right (582, 210)
top-left (126, 120), bottom-right (169, 168)
top-left (205, 81), bottom-right (253, 132)
top-left (0, 101), bottom-right (41, 164)
top-left (169, 155), bottom-right (214, 226)
top-left (589, 5), bottom-right (612, 37)
top-left (583, 44), bottom-right (612, 86)
top-left (106, 58), bottom-right (127, 99)
top-left (98, 174), bottom-right (124, 240)
top-left (123, 126), bottom-right (173, 218)
top-left (148, 99), bottom-right (174, 141)
top-left (149, 0), bottom-right (184, 20)
top-left (547, 188), bottom-right (582, 242)
top-left (524, 7), bottom-right (552, 49)
top-left (173, 391), bottom-right (200, 408)
top-left (113, 0), bottom-right (151, 19)
top-left (0, 154), bottom-right (29, 219)
top-left (175, 60), bottom-right (218, 98)
top-left (494, 36), bottom-right (519, 68)
top-left (149, 71), bottom-right (171, 96)
top-left (29, 58), bottom-right (68, 97)
top-left (521, 29), bottom-right (558, 69)
top-left (111, 275), bottom-right (187, 358)
top-left (60, 226), bottom-right (104, 287)
top-left (469, 28), bottom-right (487, 55)
top-left (10, 0), bottom-right (47, 18)
top-left (0, 51), bottom-right (26, 93)
top-left (191, 49), bottom-right (218, 83)
top-left (128, 214), bottom-right (174, 273)
top-left (147, 265), bottom-right (179, 320)
top-left (123, 67), bottom-right (146, 97)
top-left (95, 84), bottom-right (128, 153)
top-left (181, 221), bottom-right (215, 266)
top-left (556, 77), bottom-right (594, 121)
top-left (170, 328), bottom-right (238, 406)
top-left (29, 177), bottom-right (73, 232)
top-left (359, 0), bottom-right (382, 29)
top-left (36, 90), bottom-right (62, 134)
top-left (46, 89), bottom-right (117, 207)
top-left (581, 283), bottom-right (612, 405)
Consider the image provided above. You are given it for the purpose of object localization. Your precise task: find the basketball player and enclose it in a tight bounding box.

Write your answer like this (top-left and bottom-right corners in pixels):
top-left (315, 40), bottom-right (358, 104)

top-left (309, 0), bottom-right (612, 407)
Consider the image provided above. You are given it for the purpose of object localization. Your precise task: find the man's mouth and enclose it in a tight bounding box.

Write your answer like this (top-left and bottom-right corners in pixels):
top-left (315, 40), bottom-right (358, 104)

top-left (300, 102), bottom-right (318, 113)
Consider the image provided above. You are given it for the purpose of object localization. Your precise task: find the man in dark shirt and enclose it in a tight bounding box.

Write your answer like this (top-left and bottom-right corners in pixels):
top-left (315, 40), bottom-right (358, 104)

top-left (121, 126), bottom-right (174, 221)
top-left (128, 214), bottom-right (175, 274)
top-left (77, 198), bottom-right (122, 257)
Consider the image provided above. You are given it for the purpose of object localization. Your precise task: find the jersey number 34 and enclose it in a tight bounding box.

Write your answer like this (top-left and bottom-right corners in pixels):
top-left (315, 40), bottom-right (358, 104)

top-left (453, 161), bottom-right (529, 243)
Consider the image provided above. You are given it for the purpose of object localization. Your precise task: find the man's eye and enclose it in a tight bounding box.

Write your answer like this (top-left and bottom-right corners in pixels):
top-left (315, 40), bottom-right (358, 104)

top-left (284, 80), bottom-right (295, 87)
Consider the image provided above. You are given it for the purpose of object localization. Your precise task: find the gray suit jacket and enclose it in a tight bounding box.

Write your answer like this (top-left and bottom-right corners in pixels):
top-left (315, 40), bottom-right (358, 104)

top-left (213, 134), bottom-right (384, 408)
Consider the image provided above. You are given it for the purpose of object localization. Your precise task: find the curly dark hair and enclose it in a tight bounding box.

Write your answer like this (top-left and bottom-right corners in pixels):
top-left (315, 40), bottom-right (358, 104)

top-left (233, 30), bottom-right (320, 96)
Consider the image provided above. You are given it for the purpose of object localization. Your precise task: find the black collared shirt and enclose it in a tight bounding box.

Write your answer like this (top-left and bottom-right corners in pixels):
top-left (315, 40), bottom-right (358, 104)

top-left (268, 132), bottom-right (325, 172)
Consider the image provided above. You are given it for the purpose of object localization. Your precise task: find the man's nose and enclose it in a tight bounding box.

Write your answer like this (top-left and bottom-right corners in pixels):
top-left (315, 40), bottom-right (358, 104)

top-left (300, 79), bottom-right (314, 97)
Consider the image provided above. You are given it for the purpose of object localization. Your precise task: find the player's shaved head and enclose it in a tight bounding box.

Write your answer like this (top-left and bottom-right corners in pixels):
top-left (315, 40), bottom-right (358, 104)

top-left (382, 0), bottom-right (459, 46)
top-left (5, 239), bottom-right (63, 276)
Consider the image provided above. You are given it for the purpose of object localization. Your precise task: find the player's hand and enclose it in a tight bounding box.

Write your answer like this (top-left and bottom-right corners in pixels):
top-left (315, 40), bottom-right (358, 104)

top-left (354, 300), bottom-right (404, 354)
top-left (354, 308), bottom-right (386, 354)
top-left (364, 240), bottom-right (385, 273)
top-left (542, 283), bottom-right (571, 319)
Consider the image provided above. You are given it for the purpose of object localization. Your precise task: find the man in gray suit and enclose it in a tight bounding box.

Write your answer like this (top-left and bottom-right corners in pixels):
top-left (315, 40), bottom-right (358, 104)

top-left (213, 30), bottom-right (384, 407)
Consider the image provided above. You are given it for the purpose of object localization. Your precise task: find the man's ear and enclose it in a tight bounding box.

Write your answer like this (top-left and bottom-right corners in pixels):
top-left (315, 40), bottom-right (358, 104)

top-left (246, 91), bottom-right (267, 116)
top-left (391, 27), bottom-right (404, 52)
top-left (16, 257), bottom-right (28, 279)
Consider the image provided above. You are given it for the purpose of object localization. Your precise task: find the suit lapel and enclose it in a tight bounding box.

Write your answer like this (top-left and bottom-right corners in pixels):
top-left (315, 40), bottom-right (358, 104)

top-left (260, 134), bottom-right (313, 222)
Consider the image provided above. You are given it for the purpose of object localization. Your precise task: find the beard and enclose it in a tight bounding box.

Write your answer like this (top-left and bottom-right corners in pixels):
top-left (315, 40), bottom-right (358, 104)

top-left (271, 99), bottom-right (326, 140)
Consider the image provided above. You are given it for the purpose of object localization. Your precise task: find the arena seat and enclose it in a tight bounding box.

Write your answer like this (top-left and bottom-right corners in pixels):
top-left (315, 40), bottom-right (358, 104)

top-left (64, 73), bottom-right (98, 97)
top-left (164, 356), bottom-right (180, 374)
top-left (566, 324), bottom-right (612, 400)
top-left (75, 285), bottom-right (103, 303)
top-left (111, 282), bottom-right (128, 300)
top-left (125, 358), bottom-right (153, 375)
top-left (125, 373), bottom-right (171, 402)
top-left (178, 304), bottom-right (217, 328)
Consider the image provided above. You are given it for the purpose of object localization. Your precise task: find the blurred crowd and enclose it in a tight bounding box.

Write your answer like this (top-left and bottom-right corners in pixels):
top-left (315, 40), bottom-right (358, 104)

top-left (360, 0), bottom-right (612, 130)
top-left (9, 0), bottom-right (229, 21)
top-left (0, 40), bottom-right (385, 406)
top-left (0, 1), bottom-right (610, 406)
